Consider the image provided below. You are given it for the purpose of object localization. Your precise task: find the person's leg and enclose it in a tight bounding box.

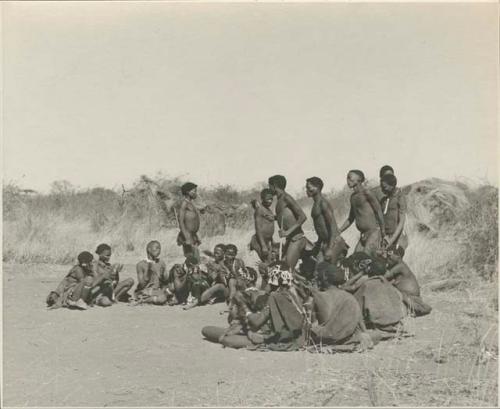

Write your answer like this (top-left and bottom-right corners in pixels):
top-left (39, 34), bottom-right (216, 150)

top-left (200, 283), bottom-right (227, 304)
top-left (228, 278), bottom-right (237, 302)
top-left (285, 237), bottom-right (307, 273)
top-left (114, 278), bottom-right (134, 302)
top-left (201, 326), bottom-right (226, 343)
top-left (220, 335), bottom-right (254, 349)
top-left (364, 229), bottom-right (382, 257)
top-left (96, 295), bottom-right (113, 307)
top-left (402, 293), bottom-right (432, 317)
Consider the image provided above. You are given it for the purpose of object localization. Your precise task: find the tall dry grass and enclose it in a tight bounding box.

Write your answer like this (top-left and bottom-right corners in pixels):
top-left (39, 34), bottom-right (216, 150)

top-left (3, 175), bottom-right (498, 285)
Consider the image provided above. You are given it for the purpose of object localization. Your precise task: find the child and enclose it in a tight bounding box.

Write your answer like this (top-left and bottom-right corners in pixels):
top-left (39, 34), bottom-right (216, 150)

top-left (183, 256), bottom-right (212, 310)
top-left (46, 251), bottom-right (95, 310)
top-left (249, 189), bottom-right (277, 262)
top-left (385, 247), bottom-right (431, 317)
top-left (134, 241), bottom-right (169, 305)
top-left (94, 243), bottom-right (134, 302)
top-left (339, 170), bottom-right (386, 257)
top-left (177, 182), bottom-right (201, 262)
top-left (224, 244), bottom-right (246, 301)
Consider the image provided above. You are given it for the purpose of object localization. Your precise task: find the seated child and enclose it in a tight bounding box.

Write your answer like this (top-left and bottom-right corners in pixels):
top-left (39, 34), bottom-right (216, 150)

top-left (385, 247), bottom-right (432, 317)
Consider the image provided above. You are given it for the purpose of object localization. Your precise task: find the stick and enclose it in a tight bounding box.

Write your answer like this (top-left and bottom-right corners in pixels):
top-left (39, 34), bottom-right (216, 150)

top-left (279, 215), bottom-right (284, 261)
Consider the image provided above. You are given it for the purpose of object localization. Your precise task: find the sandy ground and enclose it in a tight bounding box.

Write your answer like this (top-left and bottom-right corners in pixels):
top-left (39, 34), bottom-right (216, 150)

top-left (3, 263), bottom-right (498, 408)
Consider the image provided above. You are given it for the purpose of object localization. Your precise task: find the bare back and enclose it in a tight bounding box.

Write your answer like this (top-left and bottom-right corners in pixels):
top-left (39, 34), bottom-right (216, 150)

top-left (276, 193), bottom-right (303, 236)
top-left (390, 262), bottom-right (420, 296)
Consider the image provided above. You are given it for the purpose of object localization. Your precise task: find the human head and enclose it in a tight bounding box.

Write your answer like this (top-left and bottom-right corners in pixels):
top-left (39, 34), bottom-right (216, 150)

top-left (380, 174), bottom-right (398, 195)
top-left (316, 261), bottom-right (346, 289)
top-left (185, 255), bottom-right (199, 269)
top-left (260, 188), bottom-right (274, 208)
top-left (213, 243), bottom-right (226, 262)
top-left (95, 243), bottom-right (112, 263)
top-left (181, 182), bottom-right (198, 199)
top-left (241, 267), bottom-right (258, 287)
top-left (343, 251), bottom-right (371, 274)
top-left (305, 177), bottom-right (324, 197)
top-left (224, 244), bottom-right (238, 262)
top-left (268, 175), bottom-right (287, 193)
top-left (387, 246), bottom-right (405, 266)
top-left (366, 258), bottom-right (387, 277)
top-left (379, 165), bottom-right (394, 178)
top-left (77, 251), bottom-right (94, 268)
top-left (347, 170), bottom-right (365, 188)
top-left (146, 240), bottom-right (161, 260)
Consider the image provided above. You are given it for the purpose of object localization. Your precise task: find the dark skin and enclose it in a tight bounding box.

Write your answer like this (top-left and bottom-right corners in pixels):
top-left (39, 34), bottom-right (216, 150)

top-left (339, 173), bottom-right (386, 254)
top-left (380, 181), bottom-right (406, 249)
top-left (95, 249), bottom-right (133, 302)
top-left (135, 242), bottom-right (168, 304)
top-left (179, 188), bottom-right (201, 246)
top-left (385, 253), bottom-right (420, 297)
top-left (306, 182), bottom-right (341, 261)
top-left (269, 182), bottom-right (307, 272)
top-left (224, 248), bottom-right (246, 301)
top-left (252, 193), bottom-right (276, 261)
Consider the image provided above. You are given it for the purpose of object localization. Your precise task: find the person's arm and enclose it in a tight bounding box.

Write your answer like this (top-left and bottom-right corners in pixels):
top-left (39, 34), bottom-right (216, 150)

top-left (136, 262), bottom-right (149, 291)
top-left (178, 200), bottom-right (192, 245)
top-left (339, 206), bottom-right (355, 233)
top-left (384, 263), bottom-right (403, 281)
top-left (280, 194), bottom-right (307, 237)
top-left (321, 199), bottom-right (340, 248)
top-left (364, 190), bottom-right (385, 233)
top-left (387, 193), bottom-right (407, 248)
top-left (340, 272), bottom-right (366, 292)
top-left (255, 208), bottom-right (270, 255)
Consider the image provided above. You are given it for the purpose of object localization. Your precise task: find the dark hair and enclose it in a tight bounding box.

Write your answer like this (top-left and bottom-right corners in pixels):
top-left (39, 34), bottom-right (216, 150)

top-left (379, 165), bottom-right (394, 178)
top-left (214, 243), bottom-right (226, 252)
top-left (381, 174), bottom-right (397, 187)
top-left (225, 244), bottom-right (238, 254)
top-left (146, 240), bottom-right (160, 250)
top-left (95, 243), bottom-right (111, 255)
top-left (392, 246), bottom-right (405, 258)
top-left (306, 176), bottom-right (324, 191)
top-left (77, 251), bottom-right (94, 265)
top-left (316, 261), bottom-right (345, 287)
top-left (268, 175), bottom-right (287, 190)
top-left (348, 170), bottom-right (365, 183)
top-left (367, 259), bottom-right (387, 277)
top-left (260, 188), bottom-right (274, 199)
top-left (181, 182), bottom-right (197, 196)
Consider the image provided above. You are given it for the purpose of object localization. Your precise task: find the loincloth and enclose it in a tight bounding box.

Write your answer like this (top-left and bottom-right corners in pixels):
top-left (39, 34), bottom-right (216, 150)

top-left (176, 231), bottom-right (201, 247)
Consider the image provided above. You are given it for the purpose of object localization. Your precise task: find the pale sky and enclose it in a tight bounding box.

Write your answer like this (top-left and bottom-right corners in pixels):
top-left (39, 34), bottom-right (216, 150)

top-left (2, 2), bottom-right (498, 194)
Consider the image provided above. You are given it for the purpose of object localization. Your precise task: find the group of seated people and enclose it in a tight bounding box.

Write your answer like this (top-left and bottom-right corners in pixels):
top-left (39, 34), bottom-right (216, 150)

top-left (46, 235), bottom-right (431, 353)
top-left (46, 241), bottom-right (255, 311)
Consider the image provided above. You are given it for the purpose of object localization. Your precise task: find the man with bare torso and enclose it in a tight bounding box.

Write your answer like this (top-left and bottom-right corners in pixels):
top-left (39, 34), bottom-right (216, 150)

top-left (268, 174), bottom-right (307, 273)
top-left (249, 188), bottom-right (277, 262)
top-left (177, 182), bottom-right (201, 263)
top-left (306, 177), bottom-right (348, 265)
top-left (339, 170), bottom-right (385, 257)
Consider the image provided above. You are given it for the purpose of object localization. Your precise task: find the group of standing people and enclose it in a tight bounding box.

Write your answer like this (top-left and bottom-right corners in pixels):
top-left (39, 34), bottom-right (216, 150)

top-left (46, 165), bottom-right (431, 352)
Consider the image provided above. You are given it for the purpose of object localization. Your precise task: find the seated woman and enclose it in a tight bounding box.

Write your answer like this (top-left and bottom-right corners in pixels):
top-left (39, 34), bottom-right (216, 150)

top-left (309, 262), bottom-right (373, 351)
top-left (94, 243), bottom-right (134, 303)
top-left (46, 251), bottom-right (98, 310)
top-left (133, 241), bottom-right (170, 305)
top-left (343, 254), bottom-right (406, 332)
top-left (201, 267), bottom-right (270, 349)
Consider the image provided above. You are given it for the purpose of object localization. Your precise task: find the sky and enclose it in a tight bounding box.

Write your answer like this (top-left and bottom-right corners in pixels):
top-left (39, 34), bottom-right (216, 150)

top-left (2, 2), bottom-right (498, 194)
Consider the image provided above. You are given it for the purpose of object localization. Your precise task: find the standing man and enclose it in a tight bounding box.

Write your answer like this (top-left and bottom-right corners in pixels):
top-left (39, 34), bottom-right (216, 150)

top-left (339, 170), bottom-right (386, 257)
top-left (249, 188), bottom-right (277, 262)
top-left (268, 174), bottom-right (307, 273)
top-left (177, 182), bottom-right (201, 262)
top-left (373, 165), bottom-right (395, 202)
top-left (305, 177), bottom-right (349, 264)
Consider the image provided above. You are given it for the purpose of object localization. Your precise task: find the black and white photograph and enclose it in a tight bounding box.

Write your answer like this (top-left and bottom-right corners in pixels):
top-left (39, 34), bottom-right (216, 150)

top-left (2, 1), bottom-right (498, 407)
